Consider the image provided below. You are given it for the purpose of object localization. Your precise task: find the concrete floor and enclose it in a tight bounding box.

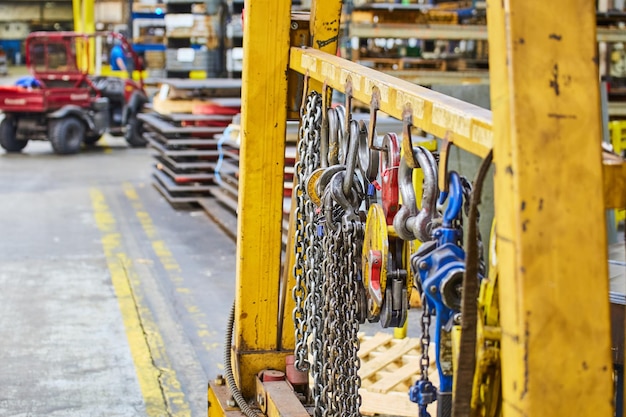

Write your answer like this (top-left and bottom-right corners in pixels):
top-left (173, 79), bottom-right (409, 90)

top-left (0, 132), bottom-right (236, 415)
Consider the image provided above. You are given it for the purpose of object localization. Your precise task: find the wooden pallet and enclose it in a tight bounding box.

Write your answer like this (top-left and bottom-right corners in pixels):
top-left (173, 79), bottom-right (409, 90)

top-left (358, 332), bottom-right (438, 417)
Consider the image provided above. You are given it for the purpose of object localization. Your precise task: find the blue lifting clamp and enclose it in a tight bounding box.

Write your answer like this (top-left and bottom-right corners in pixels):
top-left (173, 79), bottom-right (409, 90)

top-left (409, 379), bottom-right (437, 417)
top-left (409, 171), bottom-right (469, 416)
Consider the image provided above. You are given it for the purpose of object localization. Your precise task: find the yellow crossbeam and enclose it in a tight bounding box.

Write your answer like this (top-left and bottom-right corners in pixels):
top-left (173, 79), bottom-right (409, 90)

top-left (290, 47), bottom-right (492, 156)
top-left (289, 46), bottom-right (625, 208)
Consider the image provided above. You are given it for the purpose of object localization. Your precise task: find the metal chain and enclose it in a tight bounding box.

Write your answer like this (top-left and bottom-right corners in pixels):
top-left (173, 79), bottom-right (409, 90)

top-left (420, 293), bottom-right (432, 382)
top-left (320, 221), bottom-right (335, 417)
top-left (293, 94), bottom-right (367, 416)
top-left (346, 222), bottom-right (363, 414)
top-left (318, 191), bottom-right (363, 417)
top-left (292, 92), bottom-right (322, 371)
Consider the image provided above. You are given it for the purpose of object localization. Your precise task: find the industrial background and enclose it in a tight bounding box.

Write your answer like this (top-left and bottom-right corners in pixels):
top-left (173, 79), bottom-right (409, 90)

top-left (0, 1), bottom-right (624, 417)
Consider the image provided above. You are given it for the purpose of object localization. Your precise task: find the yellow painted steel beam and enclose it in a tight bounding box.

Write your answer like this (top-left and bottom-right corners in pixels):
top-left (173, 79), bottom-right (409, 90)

top-left (310, 0), bottom-right (343, 51)
top-left (289, 46), bottom-right (625, 208)
top-left (72, 0), bottom-right (82, 32)
top-left (208, 380), bottom-right (246, 417)
top-left (487, 2), bottom-right (613, 417)
top-left (291, 46), bottom-right (494, 157)
top-left (234, 0), bottom-right (292, 399)
top-left (72, 0), bottom-right (95, 72)
top-left (82, 0), bottom-right (95, 34)
top-left (83, 0), bottom-right (95, 74)
top-left (604, 157), bottom-right (626, 208)
top-left (256, 377), bottom-right (310, 416)
top-left (308, 0), bottom-right (343, 96)
top-left (379, 69), bottom-right (490, 85)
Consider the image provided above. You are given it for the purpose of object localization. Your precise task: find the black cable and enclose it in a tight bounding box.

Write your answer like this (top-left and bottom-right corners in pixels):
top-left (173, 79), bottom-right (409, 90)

top-left (223, 301), bottom-right (258, 417)
top-left (452, 150), bottom-right (493, 417)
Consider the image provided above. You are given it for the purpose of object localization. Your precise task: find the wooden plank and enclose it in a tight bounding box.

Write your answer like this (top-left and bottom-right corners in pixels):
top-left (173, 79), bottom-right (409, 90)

top-left (359, 337), bottom-right (420, 380)
top-left (359, 389), bottom-right (424, 417)
top-left (367, 360), bottom-right (420, 393)
top-left (357, 332), bottom-right (394, 358)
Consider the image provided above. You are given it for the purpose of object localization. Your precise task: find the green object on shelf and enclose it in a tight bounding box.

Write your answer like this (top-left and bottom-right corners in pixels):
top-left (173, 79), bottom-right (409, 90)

top-left (406, 46), bottom-right (421, 57)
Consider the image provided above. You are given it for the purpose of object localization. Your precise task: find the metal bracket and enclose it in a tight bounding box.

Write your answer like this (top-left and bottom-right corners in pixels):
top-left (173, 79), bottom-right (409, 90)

top-left (255, 371), bottom-right (309, 417)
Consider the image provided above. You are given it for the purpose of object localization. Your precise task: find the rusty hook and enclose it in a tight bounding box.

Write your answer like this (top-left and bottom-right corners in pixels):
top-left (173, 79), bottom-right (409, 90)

top-left (400, 104), bottom-right (419, 169)
top-left (368, 87), bottom-right (383, 151)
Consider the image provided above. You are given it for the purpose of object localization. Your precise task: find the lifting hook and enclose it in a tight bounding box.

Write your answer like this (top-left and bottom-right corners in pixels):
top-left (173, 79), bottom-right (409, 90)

top-left (393, 146), bottom-right (439, 242)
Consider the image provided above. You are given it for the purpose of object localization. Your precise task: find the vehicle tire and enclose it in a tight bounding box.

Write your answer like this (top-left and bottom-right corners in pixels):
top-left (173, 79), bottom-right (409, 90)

top-left (0, 116), bottom-right (27, 152)
top-left (83, 132), bottom-right (101, 145)
top-left (49, 117), bottom-right (84, 155)
top-left (124, 114), bottom-right (147, 147)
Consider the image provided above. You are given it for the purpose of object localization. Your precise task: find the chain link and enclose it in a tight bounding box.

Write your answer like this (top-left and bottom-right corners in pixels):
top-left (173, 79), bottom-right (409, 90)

top-left (293, 92), bottom-right (322, 371)
top-left (319, 212), bottom-right (363, 417)
top-left (420, 293), bottom-right (432, 382)
top-left (292, 92), bottom-right (366, 417)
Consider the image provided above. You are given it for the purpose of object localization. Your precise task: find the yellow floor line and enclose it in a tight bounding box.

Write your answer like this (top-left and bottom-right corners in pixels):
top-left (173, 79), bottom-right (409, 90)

top-left (90, 188), bottom-right (191, 417)
top-left (122, 183), bottom-right (220, 354)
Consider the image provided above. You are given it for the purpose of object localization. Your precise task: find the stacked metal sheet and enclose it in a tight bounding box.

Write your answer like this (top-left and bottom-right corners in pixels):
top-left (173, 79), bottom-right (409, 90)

top-left (140, 79), bottom-right (242, 206)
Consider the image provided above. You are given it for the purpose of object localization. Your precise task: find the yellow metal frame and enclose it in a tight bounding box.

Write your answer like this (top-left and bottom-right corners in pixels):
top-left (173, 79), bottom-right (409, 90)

top-left (217, 0), bottom-right (626, 415)
top-left (487, 3), bottom-right (613, 416)
top-left (609, 121), bottom-right (626, 224)
top-left (233, 0), bottom-right (300, 399)
top-left (72, 0), bottom-right (95, 72)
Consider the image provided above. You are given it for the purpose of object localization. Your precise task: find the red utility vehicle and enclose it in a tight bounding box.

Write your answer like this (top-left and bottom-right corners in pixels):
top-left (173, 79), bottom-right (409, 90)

top-left (0, 31), bottom-right (148, 154)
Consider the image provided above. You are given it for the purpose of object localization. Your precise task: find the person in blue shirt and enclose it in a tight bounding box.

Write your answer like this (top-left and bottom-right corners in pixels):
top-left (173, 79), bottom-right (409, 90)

top-left (109, 41), bottom-right (127, 72)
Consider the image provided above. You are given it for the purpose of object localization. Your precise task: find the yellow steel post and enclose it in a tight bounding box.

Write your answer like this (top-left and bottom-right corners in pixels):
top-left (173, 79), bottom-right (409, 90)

top-left (83, 0), bottom-right (95, 74)
top-left (487, 2), bottom-right (614, 417)
top-left (72, 0), bottom-right (95, 72)
top-left (72, 0), bottom-right (82, 33)
top-left (308, 0), bottom-right (343, 97)
top-left (82, 0), bottom-right (95, 34)
top-left (234, 0), bottom-right (293, 399)
top-left (279, 0), bottom-right (344, 350)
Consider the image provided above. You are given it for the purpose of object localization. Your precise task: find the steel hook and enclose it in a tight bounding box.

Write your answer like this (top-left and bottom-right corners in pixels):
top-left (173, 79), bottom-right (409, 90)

top-left (342, 120), bottom-right (361, 197)
top-left (393, 146), bottom-right (439, 242)
top-left (327, 107), bottom-right (340, 166)
top-left (357, 119), bottom-right (379, 183)
top-left (439, 171), bottom-right (463, 229)
top-left (380, 132), bottom-right (401, 225)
